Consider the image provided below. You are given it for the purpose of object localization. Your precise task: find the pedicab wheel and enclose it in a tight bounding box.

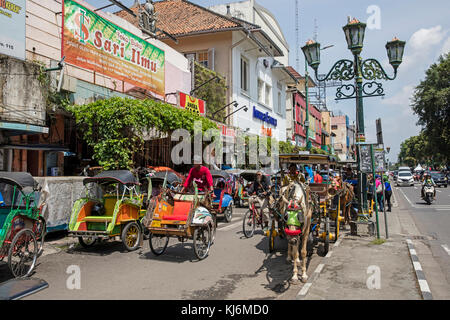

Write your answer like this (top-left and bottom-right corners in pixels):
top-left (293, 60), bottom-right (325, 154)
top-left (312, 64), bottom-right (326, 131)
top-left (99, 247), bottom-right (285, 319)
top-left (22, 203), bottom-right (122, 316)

top-left (35, 217), bottom-right (46, 257)
top-left (268, 221), bottom-right (276, 253)
top-left (8, 228), bottom-right (37, 278)
top-left (122, 222), bottom-right (141, 251)
top-left (78, 236), bottom-right (97, 248)
top-left (224, 204), bottom-right (233, 223)
top-left (242, 210), bottom-right (255, 238)
top-left (149, 233), bottom-right (169, 256)
top-left (193, 224), bottom-right (212, 260)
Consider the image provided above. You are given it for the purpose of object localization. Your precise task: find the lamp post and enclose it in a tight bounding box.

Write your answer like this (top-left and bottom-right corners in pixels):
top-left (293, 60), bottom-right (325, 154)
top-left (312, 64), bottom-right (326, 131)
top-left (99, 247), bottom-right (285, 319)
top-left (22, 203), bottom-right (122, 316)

top-left (301, 17), bottom-right (406, 212)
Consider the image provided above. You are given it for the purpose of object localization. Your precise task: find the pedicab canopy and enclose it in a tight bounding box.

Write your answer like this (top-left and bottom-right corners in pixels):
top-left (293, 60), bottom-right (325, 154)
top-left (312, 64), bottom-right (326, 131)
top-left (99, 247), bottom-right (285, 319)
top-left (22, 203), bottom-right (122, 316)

top-left (82, 170), bottom-right (138, 186)
top-left (0, 172), bottom-right (37, 190)
top-left (210, 170), bottom-right (232, 180)
top-left (279, 154), bottom-right (338, 165)
top-left (150, 171), bottom-right (183, 185)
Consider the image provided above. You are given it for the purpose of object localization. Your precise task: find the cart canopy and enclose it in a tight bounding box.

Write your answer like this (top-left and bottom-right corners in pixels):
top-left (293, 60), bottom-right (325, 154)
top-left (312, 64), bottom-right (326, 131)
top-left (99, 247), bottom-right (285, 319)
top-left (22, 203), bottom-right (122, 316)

top-left (0, 172), bottom-right (37, 190)
top-left (83, 170), bottom-right (138, 186)
top-left (279, 154), bottom-right (338, 165)
top-left (210, 170), bottom-right (231, 180)
top-left (150, 171), bottom-right (182, 185)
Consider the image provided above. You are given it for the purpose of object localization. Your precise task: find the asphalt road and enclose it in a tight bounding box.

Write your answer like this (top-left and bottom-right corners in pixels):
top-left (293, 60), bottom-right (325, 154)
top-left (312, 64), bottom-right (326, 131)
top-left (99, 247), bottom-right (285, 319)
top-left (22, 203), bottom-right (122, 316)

top-left (393, 181), bottom-right (450, 299)
top-left (7, 208), bottom-right (325, 300)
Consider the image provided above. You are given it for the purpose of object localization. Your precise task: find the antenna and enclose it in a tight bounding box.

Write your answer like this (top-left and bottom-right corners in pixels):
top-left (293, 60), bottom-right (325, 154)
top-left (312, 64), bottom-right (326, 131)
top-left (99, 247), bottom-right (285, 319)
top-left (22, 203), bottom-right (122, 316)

top-left (313, 18), bottom-right (318, 41)
top-left (295, 0), bottom-right (300, 71)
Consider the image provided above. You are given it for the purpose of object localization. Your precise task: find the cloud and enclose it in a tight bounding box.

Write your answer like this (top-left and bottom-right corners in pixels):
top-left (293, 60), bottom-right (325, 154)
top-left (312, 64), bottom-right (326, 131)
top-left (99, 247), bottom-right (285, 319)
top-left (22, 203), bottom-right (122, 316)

top-left (382, 84), bottom-right (415, 115)
top-left (401, 26), bottom-right (448, 71)
top-left (441, 37), bottom-right (450, 55)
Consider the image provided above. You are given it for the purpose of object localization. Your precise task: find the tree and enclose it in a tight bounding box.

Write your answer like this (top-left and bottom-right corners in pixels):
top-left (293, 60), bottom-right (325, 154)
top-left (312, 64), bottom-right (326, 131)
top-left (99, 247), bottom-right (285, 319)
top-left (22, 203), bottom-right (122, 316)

top-left (67, 97), bottom-right (217, 170)
top-left (411, 53), bottom-right (450, 164)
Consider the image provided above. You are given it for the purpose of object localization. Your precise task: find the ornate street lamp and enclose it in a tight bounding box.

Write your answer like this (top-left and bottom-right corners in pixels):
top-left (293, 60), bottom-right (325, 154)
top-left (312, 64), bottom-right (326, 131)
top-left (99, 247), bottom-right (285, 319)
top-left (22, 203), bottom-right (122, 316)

top-left (302, 16), bottom-right (406, 212)
top-left (343, 18), bottom-right (366, 55)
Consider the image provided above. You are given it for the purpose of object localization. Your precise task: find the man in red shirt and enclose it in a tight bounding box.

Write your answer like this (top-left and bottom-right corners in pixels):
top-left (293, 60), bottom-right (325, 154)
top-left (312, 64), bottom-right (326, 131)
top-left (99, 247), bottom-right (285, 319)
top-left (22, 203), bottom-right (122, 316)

top-left (314, 171), bottom-right (323, 184)
top-left (182, 155), bottom-right (214, 193)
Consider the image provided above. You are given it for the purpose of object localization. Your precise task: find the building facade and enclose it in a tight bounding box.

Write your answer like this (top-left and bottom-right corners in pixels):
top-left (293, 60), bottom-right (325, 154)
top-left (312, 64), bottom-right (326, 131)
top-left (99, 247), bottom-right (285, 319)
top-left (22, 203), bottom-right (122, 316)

top-left (331, 115), bottom-right (355, 161)
top-left (0, 0), bottom-right (191, 175)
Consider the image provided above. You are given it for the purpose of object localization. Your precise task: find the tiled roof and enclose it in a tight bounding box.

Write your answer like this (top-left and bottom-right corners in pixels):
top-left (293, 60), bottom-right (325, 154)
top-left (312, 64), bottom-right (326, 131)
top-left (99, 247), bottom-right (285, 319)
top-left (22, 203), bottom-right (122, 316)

top-left (286, 66), bottom-right (302, 79)
top-left (115, 0), bottom-right (244, 38)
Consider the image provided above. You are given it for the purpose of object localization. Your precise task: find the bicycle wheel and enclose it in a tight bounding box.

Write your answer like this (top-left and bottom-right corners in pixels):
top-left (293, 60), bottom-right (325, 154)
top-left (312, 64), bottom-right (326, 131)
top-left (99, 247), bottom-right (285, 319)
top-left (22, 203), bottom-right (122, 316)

top-left (242, 209), bottom-right (256, 238)
top-left (149, 233), bottom-right (169, 256)
top-left (193, 224), bottom-right (212, 260)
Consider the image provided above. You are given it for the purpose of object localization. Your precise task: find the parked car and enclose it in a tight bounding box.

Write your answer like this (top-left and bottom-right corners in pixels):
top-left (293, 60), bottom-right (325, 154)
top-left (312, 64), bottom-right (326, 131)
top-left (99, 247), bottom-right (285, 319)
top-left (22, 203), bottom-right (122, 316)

top-left (430, 171), bottom-right (448, 188)
top-left (396, 171), bottom-right (414, 187)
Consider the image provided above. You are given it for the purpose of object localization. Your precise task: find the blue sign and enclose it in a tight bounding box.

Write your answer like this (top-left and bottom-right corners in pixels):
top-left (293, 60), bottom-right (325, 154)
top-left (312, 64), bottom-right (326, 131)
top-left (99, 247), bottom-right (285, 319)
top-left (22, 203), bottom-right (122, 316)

top-left (253, 106), bottom-right (277, 127)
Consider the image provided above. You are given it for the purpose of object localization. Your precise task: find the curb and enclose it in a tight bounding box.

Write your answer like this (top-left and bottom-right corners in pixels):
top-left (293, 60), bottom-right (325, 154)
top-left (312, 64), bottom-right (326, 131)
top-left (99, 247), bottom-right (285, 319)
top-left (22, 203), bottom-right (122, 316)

top-left (296, 232), bottom-right (345, 299)
top-left (406, 239), bottom-right (433, 300)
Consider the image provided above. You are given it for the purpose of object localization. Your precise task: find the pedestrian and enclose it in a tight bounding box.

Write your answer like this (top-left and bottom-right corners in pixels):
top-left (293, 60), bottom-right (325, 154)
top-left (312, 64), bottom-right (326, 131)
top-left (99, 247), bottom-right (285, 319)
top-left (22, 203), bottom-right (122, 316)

top-left (375, 175), bottom-right (384, 212)
top-left (384, 175), bottom-right (392, 212)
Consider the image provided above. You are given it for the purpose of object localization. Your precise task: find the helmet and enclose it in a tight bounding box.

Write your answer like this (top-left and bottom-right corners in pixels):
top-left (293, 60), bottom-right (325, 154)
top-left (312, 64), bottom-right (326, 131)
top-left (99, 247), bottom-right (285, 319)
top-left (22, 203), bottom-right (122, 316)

top-left (91, 203), bottom-right (106, 216)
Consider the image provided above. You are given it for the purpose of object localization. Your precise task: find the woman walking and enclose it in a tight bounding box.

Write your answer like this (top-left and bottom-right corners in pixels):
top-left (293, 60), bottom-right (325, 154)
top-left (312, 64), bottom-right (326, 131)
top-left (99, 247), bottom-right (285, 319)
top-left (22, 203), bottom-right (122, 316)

top-left (384, 175), bottom-right (392, 212)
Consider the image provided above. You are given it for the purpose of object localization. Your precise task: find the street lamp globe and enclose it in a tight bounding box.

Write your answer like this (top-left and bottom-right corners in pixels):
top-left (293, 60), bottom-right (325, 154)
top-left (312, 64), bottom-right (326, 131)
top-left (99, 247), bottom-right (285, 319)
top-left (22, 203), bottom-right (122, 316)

top-left (301, 39), bottom-right (321, 70)
top-left (386, 37), bottom-right (406, 70)
top-left (342, 17), bottom-right (366, 55)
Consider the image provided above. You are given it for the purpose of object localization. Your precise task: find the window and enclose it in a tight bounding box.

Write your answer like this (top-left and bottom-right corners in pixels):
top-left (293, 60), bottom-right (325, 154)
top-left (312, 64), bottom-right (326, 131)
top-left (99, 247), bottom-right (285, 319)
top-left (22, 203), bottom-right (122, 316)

top-left (277, 92), bottom-right (282, 114)
top-left (241, 56), bottom-right (249, 92)
top-left (265, 83), bottom-right (271, 106)
top-left (257, 79), bottom-right (264, 103)
top-left (197, 51), bottom-right (209, 68)
top-left (331, 125), bottom-right (338, 130)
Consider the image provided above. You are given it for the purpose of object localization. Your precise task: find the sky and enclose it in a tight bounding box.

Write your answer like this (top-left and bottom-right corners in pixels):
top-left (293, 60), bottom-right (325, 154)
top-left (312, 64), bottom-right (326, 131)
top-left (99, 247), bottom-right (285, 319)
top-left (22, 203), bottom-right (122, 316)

top-left (88, 0), bottom-right (450, 163)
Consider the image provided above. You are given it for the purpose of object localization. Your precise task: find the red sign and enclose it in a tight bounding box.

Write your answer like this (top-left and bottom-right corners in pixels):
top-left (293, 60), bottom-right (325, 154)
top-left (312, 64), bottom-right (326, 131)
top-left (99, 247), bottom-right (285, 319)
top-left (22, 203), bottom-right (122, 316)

top-left (177, 91), bottom-right (206, 116)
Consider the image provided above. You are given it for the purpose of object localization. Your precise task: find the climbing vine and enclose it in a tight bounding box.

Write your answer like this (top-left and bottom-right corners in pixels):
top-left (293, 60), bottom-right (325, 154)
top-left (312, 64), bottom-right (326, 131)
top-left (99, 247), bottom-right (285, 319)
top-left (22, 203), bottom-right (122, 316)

top-left (66, 97), bottom-right (218, 170)
top-left (193, 61), bottom-right (227, 121)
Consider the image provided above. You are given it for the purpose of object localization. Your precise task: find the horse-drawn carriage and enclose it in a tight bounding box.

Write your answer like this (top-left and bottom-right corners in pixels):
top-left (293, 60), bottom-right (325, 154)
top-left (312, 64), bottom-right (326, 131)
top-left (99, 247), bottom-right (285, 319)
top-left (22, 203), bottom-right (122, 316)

top-left (143, 183), bottom-right (216, 260)
top-left (68, 170), bottom-right (145, 251)
top-left (278, 154), bottom-right (346, 257)
top-left (0, 172), bottom-right (46, 277)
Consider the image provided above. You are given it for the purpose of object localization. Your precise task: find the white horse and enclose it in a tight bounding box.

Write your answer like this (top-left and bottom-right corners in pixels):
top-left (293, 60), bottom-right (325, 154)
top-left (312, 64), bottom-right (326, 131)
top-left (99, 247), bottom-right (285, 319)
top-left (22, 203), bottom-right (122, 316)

top-left (279, 181), bottom-right (312, 283)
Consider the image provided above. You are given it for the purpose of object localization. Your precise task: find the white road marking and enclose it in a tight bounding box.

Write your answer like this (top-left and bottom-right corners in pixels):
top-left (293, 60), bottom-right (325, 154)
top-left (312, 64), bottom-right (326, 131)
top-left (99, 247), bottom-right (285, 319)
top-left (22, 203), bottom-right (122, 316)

top-left (413, 261), bottom-right (422, 271)
top-left (441, 245), bottom-right (450, 256)
top-left (418, 279), bottom-right (431, 293)
top-left (436, 190), bottom-right (442, 193)
top-left (218, 219), bottom-right (243, 231)
top-left (409, 249), bottom-right (417, 255)
top-left (325, 251), bottom-right (333, 258)
top-left (398, 188), bottom-right (416, 208)
top-left (297, 283), bottom-right (312, 296)
top-left (314, 264), bottom-right (325, 274)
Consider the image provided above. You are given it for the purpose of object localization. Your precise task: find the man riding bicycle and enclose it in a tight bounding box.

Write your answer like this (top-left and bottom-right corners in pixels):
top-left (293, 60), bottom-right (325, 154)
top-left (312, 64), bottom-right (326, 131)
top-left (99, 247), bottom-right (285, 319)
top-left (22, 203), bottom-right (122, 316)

top-left (248, 171), bottom-right (272, 232)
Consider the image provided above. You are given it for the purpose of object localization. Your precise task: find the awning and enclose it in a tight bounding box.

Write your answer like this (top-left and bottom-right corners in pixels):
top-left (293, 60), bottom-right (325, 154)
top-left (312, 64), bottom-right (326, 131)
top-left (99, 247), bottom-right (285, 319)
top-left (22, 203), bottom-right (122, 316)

top-left (0, 121), bottom-right (49, 136)
top-left (0, 144), bottom-right (70, 152)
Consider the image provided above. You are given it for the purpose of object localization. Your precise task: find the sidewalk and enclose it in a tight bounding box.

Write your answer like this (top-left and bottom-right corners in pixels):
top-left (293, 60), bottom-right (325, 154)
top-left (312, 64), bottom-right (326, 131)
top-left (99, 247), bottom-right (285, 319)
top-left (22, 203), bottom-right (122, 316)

top-left (300, 202), bottom-right (422, 300)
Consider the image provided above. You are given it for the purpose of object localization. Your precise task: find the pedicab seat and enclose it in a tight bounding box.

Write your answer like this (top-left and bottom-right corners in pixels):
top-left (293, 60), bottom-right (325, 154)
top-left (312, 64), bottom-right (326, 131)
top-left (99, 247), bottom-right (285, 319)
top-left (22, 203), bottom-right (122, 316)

top-left (212, 189), bottom-right (222, 204)
top-left (162, 200), bottom-right (192, 221)
top-left (83, 216), bottom-right (113, 222)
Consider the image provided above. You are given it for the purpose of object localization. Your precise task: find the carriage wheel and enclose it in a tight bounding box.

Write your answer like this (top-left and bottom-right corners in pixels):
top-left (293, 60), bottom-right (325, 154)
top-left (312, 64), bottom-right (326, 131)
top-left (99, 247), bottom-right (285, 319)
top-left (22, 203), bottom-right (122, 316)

top-left (242, 210), bottom-right (256, 238)
top-left (149, 233), bottom-right (169, 256)
top-left (323, 217), bottom-right (330, 255)
top-left (8, 228), bottom-right (37, 278)
top-left (122, 222), bottom-right (141, 251)
top-left (193, 224), bottom-right (212, 260)
top-left (224, 204), bottom-right (233, 223)
top-left (268, 220), bottom-right (276, 253)
top-left (34, 217), bottom-right (46, 257)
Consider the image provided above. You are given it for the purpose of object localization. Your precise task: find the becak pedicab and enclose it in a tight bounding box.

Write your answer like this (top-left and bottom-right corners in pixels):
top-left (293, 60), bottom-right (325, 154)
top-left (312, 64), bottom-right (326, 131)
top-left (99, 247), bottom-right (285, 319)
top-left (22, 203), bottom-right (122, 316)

top-left (0, 172), bottom-right (46, 277)
top-left (143, 180), bottom-right (216, 260)
top-left (68, 170), bottom-right (145, 251)
top-left (210, 170), bottom-right (234, 223)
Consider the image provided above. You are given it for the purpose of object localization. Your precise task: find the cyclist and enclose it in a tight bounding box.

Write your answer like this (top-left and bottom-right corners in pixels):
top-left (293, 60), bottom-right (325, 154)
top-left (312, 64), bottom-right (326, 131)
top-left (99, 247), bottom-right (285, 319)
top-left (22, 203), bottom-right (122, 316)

top-left (248, 171), bottom-right (272, 232)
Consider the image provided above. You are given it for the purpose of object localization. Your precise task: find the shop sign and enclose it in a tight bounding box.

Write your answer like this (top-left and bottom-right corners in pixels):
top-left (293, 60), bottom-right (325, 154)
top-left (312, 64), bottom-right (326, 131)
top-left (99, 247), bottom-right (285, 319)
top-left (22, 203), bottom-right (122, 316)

top-left (63, 0), bottom-right (165, 96)
top-left (261, 125), bottom-right (272, 137)
top-left (177, 91), bottom-right (206, 116)
top-left (0, 0), bottom-right (25, 60)
top-left (253, 106), bottom-right (277, 127)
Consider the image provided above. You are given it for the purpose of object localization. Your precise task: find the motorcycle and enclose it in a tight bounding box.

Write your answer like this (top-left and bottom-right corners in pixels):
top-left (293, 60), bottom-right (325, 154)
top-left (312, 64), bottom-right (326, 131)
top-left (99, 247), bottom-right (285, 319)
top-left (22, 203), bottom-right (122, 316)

top-left (422, 184), bottom-right (435, 205)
